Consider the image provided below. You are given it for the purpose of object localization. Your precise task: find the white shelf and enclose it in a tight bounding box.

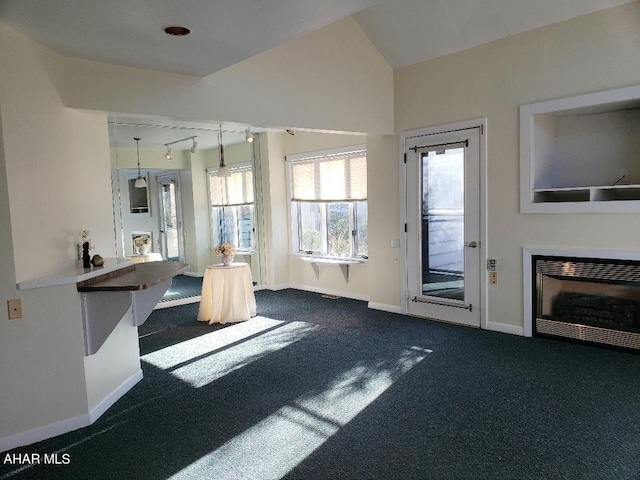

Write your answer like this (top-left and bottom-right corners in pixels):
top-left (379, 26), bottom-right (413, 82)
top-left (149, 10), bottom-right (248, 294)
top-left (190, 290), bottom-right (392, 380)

top-left (532, 184), bottom-right (640, 204)
top-left (295, 255), bottom-right (366, 283)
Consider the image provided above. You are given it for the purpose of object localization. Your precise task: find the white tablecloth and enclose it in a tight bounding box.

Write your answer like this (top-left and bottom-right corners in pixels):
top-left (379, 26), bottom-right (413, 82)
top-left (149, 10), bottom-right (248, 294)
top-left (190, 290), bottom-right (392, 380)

top-left (197, 263), bottom-right (257, 324)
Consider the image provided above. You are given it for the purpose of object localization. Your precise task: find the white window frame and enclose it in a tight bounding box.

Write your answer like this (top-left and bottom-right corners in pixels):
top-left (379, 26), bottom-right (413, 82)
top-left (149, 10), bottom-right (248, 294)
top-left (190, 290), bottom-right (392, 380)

top-left (207, 162), bottom-right (255, 254)
top-left (286, 145), bottom-right (368, 261)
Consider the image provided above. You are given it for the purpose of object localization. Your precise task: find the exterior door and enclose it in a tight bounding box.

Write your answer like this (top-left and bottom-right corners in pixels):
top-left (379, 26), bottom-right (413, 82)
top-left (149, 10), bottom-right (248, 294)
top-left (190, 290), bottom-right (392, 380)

top-left (156, 172), bottom-right (184, 262)
top-left (405, 125), bottom-right (482, 327)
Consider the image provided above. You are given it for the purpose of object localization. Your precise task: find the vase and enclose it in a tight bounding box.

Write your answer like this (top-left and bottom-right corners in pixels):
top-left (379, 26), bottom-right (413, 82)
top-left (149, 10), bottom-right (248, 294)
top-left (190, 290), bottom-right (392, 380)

top-left (222, 254), bottom-right (234, 266)
top-left (139, 245), bottom-right (150, 255)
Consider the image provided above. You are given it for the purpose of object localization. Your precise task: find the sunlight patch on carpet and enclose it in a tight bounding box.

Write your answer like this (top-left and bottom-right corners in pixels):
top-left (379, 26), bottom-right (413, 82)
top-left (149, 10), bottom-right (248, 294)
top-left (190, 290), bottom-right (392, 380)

top-left (169, 346), bottom-right (432, 480)
top-left (142, 316), bottom-right (318, 388)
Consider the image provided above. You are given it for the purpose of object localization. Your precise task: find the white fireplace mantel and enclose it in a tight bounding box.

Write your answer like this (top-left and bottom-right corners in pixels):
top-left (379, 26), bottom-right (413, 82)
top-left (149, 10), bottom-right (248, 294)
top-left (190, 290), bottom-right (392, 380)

top-left (522, 247), bottom-right (640, 337)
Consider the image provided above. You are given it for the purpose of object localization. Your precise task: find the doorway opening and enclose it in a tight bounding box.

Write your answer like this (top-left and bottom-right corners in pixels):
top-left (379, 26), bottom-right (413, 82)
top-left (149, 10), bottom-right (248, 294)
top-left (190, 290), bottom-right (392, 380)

top-left (402, 120), bottom-right (486, 328)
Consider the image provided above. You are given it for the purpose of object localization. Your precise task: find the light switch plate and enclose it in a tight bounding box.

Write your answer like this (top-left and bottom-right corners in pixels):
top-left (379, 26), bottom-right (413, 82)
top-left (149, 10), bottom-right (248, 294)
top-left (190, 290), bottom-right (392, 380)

top-left (7, 298), bottom-right (23, 319)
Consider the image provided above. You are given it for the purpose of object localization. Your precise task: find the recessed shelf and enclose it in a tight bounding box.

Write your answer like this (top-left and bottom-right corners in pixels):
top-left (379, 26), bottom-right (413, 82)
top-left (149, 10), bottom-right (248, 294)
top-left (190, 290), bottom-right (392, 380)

top-left (520, 85), bottom-right (640, 213)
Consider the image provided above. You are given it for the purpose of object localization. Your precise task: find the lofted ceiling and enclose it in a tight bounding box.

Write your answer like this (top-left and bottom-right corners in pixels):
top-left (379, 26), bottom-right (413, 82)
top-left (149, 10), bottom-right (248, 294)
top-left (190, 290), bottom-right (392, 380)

top-left (0, 0), bottom-right (379, 77)
top-left (1, 0), bottom-right (634, 148)
top-left (0, 0), bottom-right (634, 78)
top-left (352, 0), bottom-right (637, 69)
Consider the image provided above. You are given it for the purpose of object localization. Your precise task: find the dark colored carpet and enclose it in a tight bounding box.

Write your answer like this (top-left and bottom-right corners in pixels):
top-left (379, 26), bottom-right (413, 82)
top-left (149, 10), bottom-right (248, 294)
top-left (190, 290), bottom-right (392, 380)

top-left (2, 289), bottom-right (640, 479)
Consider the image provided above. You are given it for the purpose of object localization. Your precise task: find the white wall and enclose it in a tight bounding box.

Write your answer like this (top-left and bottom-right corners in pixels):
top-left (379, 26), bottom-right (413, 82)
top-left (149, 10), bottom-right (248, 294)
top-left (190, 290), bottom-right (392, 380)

top-left (366, 134), bottom-right (402, 310)
top-left (391, 2), bottom-right (640, 329)
top-left (0, 24), bottom-right (115, 282)
top-left (62, 17), bottom-right (393, 136)
top-left (261, 133), bottom-right (291, 288)
top-left (0, 23), bottom-right (136, 447)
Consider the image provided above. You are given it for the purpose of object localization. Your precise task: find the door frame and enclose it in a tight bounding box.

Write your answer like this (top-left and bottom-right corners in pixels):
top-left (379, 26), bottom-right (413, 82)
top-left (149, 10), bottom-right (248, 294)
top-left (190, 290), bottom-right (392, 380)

top-left (400, 118), bottom-right (488, 329)
top-left (156, 171), bottom-right (185, 263)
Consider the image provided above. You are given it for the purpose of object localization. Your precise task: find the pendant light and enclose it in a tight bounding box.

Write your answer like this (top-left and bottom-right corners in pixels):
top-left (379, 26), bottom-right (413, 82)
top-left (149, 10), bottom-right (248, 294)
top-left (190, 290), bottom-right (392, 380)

top-left (134, 137), bottom-right (147, 188)
top-left (216, 125), bottom-right (231, 177)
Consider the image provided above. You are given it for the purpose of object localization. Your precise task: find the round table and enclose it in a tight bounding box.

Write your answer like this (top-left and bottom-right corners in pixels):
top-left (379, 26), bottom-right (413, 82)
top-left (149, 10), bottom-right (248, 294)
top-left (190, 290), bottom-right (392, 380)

top-left (197, 263), bottom-right (257, 324)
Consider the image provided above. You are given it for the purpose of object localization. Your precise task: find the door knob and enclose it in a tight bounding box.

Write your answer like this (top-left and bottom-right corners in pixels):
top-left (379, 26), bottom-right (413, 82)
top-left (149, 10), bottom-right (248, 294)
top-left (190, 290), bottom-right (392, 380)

top-left (465, 241), bottom-right (477, 248)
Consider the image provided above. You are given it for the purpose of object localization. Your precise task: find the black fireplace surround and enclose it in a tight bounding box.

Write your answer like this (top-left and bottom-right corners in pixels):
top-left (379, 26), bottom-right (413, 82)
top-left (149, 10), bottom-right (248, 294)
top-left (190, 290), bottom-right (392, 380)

top-left (533, 255), bottom-right (640, 352)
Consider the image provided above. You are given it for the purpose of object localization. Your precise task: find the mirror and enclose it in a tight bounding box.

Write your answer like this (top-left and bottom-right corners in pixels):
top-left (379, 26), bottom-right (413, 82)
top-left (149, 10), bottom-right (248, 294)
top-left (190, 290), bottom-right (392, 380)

top-left (109, 118), bottom-right (265, 285)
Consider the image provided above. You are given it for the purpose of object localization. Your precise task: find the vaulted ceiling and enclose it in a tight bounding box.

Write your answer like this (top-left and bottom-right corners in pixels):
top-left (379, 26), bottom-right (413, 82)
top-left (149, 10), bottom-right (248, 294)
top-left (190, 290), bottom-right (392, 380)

top-left (1, 0), bottom-right (634, 77)
top-left (1, 0), bottom-right (634, 149)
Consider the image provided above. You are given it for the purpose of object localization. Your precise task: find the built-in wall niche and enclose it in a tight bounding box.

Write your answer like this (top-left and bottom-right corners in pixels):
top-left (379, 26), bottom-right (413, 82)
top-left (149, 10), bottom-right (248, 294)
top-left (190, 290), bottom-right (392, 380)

top-left (520, 85), bottom-right (640, 213)
top-left (128, 176), bottom-right (149, 214)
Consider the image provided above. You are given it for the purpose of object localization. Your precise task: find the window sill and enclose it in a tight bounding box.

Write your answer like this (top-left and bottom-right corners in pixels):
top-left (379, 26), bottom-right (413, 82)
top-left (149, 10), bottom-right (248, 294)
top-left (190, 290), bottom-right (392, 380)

top-left (293, 254), bottom-right (366, 282)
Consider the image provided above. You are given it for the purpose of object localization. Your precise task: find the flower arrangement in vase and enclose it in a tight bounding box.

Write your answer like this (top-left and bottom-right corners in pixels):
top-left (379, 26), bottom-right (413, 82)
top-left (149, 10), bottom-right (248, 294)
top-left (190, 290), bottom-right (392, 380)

top-left (134, 236), bottom-right (151, 255)
top-left (215, 242), bottom-right (236, 266)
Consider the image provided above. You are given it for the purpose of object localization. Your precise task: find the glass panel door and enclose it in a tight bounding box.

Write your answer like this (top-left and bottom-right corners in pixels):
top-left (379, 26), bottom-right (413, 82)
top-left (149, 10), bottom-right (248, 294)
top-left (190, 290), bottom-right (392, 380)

top-left (405, 126), bottom-right (481, 328)
top-left (421, 146), bottom-right (465, 301)
top-left (157, 173), bottom-right (183, 262)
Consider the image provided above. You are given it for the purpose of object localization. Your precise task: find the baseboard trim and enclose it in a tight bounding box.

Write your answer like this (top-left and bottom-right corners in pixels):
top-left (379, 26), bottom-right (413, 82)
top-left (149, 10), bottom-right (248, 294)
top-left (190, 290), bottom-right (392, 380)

top-left (367, 302), bottom-right (403, 314)
top-left (266, 283), bottom-right (292, 291)
top-left (155, 296), bottom-right (201, 309)
top-left (88, 369), bottom-right (143, 423)
top-left (485, 321), bottom-right (525, 337)
top-left (181, 271), bottom-right (204, 278)
top-left (0, 370), bottom-right (143, 453)
top-left (0, 414), bottom-right (90, 454)
top-left (288, 284), bottom-right (369, 302)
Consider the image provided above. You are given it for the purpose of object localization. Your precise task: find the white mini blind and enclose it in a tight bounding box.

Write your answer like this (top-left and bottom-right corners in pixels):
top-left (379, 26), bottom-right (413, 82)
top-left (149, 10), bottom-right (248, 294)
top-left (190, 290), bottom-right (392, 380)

top-left (289, 148), bottom-right (367, 202)
top-left (210, 166), bottom-right (254, 206)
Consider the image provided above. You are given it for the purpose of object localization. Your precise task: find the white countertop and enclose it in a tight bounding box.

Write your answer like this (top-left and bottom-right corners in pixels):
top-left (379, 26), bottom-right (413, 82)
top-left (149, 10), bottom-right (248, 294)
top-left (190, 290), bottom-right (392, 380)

top-left (17, 258), bottom-right (134, 290)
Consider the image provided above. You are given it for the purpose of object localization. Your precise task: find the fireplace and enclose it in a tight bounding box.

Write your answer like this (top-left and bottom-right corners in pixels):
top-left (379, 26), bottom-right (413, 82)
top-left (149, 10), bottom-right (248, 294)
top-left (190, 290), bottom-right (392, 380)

top-left (533, 255), bottom-right (640, 352)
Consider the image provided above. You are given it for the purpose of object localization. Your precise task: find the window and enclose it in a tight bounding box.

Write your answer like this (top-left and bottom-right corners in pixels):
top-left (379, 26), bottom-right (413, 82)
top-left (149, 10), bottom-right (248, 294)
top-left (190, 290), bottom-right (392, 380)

top-left (208, 164), bottom-right (255, 252)
top-left (288, 146), bottom-right (367, 259)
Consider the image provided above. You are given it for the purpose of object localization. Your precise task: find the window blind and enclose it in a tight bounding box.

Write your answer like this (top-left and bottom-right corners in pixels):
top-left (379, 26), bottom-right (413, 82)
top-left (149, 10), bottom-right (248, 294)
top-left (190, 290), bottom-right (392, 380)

top-left (210, 166), bottom-right (254, 206)
top-left (289, 148), bottom-right (367, 202)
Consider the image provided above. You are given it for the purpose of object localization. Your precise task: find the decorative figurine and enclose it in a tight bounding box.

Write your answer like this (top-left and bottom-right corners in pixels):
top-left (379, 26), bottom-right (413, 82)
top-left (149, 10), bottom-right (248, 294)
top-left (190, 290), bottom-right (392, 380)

top-left (82, 242), bottom-right (91, 268)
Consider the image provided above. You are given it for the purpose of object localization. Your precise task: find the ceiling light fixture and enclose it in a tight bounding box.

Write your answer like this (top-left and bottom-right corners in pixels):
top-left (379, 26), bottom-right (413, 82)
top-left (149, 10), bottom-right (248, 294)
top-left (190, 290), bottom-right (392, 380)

top-left (245, 128), bottom-right (255, 143)
top-left (216, 125), bottom-right (231, 178)
top-left (286, 129), bottom-right (295, 136)
top-left (134, 138), bottom-right (147, 188)
top-left (163, 26), bottom-right (191, 37)
top-left (163, 135), bottom-right (198, 159)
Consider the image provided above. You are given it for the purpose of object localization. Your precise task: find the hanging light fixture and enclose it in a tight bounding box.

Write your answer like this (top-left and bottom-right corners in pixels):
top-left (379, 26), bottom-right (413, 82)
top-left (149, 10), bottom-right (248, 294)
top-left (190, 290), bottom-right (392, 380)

top-left (245, 128), bottom-right (255, 143)
top-left (216, 125), bottom-right (231, 177)
top-left (164, 146), bottom-right (172, 160)
top-left (134, 138), bottom-right (147, 188)
top-left (190, 137), bottom-right (198, 154)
